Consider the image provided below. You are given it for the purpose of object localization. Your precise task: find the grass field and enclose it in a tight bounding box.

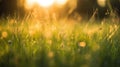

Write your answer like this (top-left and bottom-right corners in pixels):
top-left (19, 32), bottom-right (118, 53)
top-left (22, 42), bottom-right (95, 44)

top-left (0, 17), bottom-right (120, 67)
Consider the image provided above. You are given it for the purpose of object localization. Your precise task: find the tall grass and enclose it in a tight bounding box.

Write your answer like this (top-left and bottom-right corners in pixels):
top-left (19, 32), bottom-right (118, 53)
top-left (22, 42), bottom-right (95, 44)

top-left (0, 17), bottom-right (120, 67)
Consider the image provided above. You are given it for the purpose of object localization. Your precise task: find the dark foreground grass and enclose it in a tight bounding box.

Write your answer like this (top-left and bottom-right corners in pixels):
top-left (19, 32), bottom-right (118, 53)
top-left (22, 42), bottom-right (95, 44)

top-left (0, 18), bottom-right (120, 67)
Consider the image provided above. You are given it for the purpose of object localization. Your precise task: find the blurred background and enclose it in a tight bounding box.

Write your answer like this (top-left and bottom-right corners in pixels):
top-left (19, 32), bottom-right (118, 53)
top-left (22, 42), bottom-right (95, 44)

top-left (0, 0), bottom-right (120, 20)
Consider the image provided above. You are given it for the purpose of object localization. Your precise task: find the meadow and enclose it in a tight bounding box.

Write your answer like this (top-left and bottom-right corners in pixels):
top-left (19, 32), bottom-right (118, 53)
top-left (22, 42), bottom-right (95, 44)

top-left (0, 16), bottom-right (120, 67)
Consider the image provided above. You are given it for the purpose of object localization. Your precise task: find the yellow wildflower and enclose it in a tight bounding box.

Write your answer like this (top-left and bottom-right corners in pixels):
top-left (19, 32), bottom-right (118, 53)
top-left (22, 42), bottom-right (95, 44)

top-left (2, 31), bottom-right (8, 38)
top-left (78, 42), bottom-right (86, 48)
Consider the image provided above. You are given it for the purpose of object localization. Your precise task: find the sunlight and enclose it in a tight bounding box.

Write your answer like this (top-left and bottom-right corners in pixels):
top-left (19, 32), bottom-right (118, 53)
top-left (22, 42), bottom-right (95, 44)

top-left (37, 0), bottom-right (55, 7)
top-left (26, 0), bottom-right (35, 7)
top-left (55, 0), bottom-right (68, 5)
top-left (26, 0), bottom-right (54, 8)
top-left (26, 0), bottom-right (68, 8)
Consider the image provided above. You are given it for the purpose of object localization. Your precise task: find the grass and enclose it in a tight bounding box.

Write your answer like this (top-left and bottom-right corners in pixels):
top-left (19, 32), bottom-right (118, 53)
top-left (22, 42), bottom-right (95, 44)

top-left (0, 17), bottom-right (120, 67)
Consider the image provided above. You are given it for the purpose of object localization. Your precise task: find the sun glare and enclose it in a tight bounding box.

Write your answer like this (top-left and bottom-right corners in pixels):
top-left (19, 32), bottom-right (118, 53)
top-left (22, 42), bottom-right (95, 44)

top-left (26, 0), bottom-right (35, 6)
top-left (26, 0), bottom-right (68, 8)
top-left (37, 0), bottom-right (55, 7)
top-left (55, 0), bottom-right (68, 5)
